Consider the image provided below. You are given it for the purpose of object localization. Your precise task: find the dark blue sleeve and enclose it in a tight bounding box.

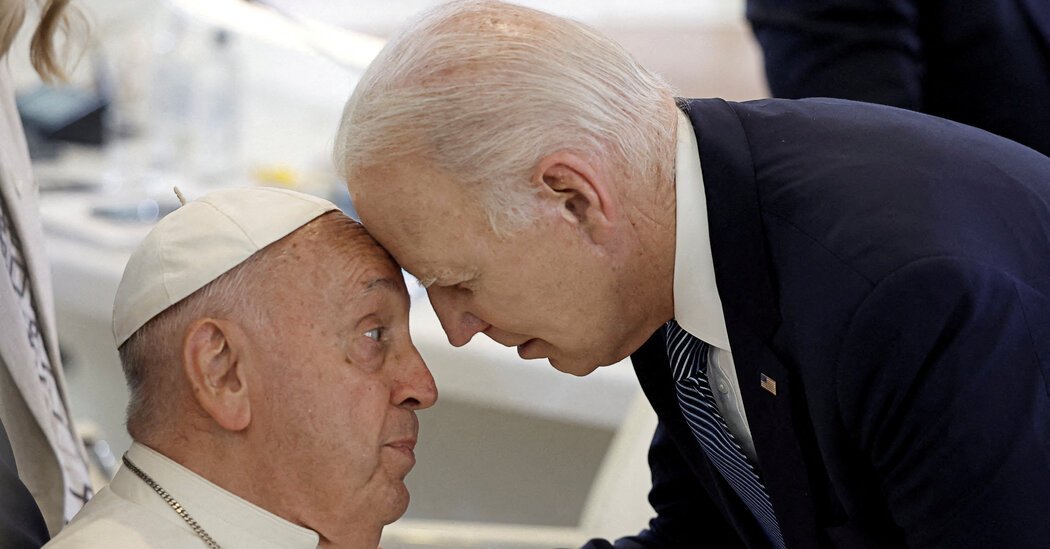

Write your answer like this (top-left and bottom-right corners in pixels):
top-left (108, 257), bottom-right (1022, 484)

top-left (745, 0), bottom-right (924, 108)
top-left (0, 418), bottom-right (50, 549)
top-left (835, 258), bottom-right (1050, 548)
top-left (580, 423), bottom-right (746, 548)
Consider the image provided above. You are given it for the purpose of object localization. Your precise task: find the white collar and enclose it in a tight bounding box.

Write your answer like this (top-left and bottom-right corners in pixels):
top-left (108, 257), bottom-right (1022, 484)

top-left (672, 109), bottom-right (731, 351)
top-left (113, 442), bottom-right (320, 549)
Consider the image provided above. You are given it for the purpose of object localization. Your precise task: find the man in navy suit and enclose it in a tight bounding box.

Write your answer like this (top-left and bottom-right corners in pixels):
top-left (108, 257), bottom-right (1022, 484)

top-left (334, 1), bottom-right (1050, 547)
top-left (746, 0), bottom-right (1050, 157)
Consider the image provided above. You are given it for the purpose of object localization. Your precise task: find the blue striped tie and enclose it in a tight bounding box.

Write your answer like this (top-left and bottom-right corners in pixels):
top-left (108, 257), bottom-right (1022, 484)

top-left (664, 320), bottom-right (786, 548)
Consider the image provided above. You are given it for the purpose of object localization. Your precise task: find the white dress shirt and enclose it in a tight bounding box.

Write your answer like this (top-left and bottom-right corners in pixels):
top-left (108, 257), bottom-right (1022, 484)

top-left (672, 110), bottom-right (758, 463)
top-left (45, 442), bottom-right (320, 548)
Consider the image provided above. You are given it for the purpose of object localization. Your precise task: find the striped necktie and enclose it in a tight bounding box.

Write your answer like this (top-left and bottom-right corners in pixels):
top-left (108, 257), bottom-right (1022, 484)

top-left (664, 320), bottom-right (785, 548)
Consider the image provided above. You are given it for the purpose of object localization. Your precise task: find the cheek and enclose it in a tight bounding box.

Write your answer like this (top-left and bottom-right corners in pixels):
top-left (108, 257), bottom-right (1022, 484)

top-left (270, 369), bottom-right (378, 450)
top-left (318, 383), bottom-right (391, 474)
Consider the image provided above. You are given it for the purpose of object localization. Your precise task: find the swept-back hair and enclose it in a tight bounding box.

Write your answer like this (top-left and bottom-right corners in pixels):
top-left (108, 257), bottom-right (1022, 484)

top-left (334, 0), bottom-right (675, 231)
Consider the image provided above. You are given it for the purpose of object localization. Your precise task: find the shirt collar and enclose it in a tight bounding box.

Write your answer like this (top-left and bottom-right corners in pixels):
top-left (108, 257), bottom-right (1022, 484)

top-left (672, 109), bottom-right (732, 352)
top-left (118, 442), bottom-right (320, 549)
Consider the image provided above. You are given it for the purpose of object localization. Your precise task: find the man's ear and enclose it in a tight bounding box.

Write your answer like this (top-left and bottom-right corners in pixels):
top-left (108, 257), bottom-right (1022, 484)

top-left (533, 151), bottom-right (616, 244)
top-left (182, 318), bottom-right (252, 432)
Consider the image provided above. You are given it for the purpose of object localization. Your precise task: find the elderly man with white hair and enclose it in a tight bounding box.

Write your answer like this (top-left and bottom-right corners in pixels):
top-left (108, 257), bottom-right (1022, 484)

top-left (334, 1), bottom-right (1050, 548)
top-left (46, 187), bottom-right (437, 548)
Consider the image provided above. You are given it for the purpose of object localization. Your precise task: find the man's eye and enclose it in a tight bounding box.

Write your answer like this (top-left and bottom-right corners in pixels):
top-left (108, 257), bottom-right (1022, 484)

top-left (364, 327), bottom-right (384, 341)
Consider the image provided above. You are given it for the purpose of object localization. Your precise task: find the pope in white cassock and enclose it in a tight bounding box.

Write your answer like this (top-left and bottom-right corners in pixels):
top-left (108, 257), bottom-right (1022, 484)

top-left (45, 187), bottom-right (438, 549)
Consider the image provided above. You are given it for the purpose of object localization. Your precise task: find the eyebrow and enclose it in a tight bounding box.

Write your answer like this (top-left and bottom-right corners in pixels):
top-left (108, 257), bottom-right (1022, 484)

top-left (416, 274), bottom-right (438, 289)
top-left (408, 265), bottom-right (441, 289)
top-left (416, 267), bottom-right (480, 290)
top-left (361, 276), bottom-right (398, 294)
top-left (346, 277), bottom-right (403, 310)
top-left (344, 276), bottom-right (400, 311)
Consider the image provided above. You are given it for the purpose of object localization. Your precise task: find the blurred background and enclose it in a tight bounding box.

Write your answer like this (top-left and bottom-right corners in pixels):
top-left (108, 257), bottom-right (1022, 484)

top-left (9, 0), bottom-right (767, 546)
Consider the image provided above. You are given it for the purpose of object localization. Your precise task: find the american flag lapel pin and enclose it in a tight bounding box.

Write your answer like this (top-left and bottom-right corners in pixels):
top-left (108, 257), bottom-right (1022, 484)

top-left (760, 373), bottom-right (777, 396)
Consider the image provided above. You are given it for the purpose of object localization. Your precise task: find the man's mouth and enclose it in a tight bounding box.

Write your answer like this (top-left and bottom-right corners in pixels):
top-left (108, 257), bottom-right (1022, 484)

top-left (516, 338), bottom-right (543, 359)
top-left (385, 438), bottom-right (417, 465)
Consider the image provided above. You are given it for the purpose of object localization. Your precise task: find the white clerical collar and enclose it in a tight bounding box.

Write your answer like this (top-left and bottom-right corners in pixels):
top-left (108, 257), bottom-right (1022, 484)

top-left (116, 442), bottom-right (320, 548)
top-left (672, 109), bottom-right (731, 352)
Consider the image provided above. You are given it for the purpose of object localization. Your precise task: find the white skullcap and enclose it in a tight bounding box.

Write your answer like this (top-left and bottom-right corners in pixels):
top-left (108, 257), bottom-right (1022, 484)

top-left (112, 186), bottom-right (339, 346)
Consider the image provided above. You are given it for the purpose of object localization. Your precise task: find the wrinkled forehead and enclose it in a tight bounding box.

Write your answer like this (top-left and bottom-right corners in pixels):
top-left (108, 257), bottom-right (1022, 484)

top-left (262, 214), bottom-right (407, 301)
top-left (274, 253), bottom-right (410, 333)
top-left (348, 164), bottom-right (489, 253)
top-left (350, 175), bottom-right (493, 287)
top-left (325, 228), bottom-right (408, 296)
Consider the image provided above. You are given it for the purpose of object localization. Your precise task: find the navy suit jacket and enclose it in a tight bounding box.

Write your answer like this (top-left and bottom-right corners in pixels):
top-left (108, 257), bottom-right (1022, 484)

top-left (746, 0), bottom-right (1050, 157)
top-left (586, 98), bottom-right (1050, 548)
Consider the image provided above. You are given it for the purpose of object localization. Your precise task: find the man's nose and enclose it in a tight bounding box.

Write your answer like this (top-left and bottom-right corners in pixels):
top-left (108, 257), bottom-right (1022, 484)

top-left (426, 286), bottom-right (488, 347)
top-left (394, 346), bottom-right (438, 411)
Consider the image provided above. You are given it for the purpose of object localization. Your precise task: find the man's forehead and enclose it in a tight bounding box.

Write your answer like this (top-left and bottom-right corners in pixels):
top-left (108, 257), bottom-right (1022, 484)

top-left (316, 227), bottom-right (402, 287)
top-left (350, 181), bottom-right (474, 249)
top-left (351, 163), bottom-right (477, 214)
top-left (349, 164), bottom-right (428, 198)
top-left (350, 181), bottom-right (430, 239)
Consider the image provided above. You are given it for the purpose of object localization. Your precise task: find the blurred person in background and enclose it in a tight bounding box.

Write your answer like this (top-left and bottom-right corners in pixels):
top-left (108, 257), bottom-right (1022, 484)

top-left (47, 187), bottom-right (437, 548)
top-left (335, 1), bottom-right (1050, 547)
top-left (746, 0), bottom-right (1050, 157)
top-left (0, 1), bottom-right (93, 546)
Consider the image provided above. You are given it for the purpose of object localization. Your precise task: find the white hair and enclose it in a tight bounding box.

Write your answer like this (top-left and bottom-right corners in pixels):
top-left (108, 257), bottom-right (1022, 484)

top-left (333, 0), bottom-right (676, 231)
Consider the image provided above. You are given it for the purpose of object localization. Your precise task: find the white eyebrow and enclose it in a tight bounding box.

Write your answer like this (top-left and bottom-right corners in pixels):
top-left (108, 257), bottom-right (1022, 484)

top-left (414, 268), bottom-right (478, 289)
top-left (363, 277), bottom-right (398, 292)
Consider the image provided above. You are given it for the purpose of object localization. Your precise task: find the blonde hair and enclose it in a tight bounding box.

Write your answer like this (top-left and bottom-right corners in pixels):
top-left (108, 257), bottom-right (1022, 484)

top-left (333, 0), bottom-right (676, 231)
top-left (0, 0), bottom-right (81, 81)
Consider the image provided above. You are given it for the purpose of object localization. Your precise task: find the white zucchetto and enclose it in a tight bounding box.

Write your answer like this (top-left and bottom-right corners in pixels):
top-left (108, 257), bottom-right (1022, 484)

top-left (112, 187), bottom-right (338, 346)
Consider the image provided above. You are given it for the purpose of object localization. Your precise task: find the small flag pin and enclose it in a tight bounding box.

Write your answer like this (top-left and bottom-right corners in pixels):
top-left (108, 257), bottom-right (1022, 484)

top-left (760, 373), bottom-right (777, 396)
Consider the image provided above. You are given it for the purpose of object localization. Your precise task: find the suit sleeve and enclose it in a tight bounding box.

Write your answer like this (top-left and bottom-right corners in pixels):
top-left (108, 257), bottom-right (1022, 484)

top-left (581, 422), bottom-right (747, 549)
top-left (835, 258), bottom-right (1050, 548)
top-left (745, 0), bottom-right (924, 108)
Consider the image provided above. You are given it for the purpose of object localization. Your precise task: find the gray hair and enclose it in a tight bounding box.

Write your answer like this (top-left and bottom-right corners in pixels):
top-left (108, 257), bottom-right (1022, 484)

top-left (333, 0), bottom-right (676, 231)
top-left (118, 211), bottom-right (362, 440)
top-left (119, 238), bottom-right (270, 440)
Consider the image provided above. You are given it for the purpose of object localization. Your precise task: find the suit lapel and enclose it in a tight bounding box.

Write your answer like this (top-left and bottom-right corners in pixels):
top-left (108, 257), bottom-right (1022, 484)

top-left (682, 98), bottom-right (822, 548)
top-left (632, 334), bottom-right (773, 549)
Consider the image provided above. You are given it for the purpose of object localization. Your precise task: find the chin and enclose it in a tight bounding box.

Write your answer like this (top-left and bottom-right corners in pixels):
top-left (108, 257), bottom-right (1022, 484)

top-left (547, 357), bottom-right (601, 377)
top-left (380, 483), bottom-right (411, 525)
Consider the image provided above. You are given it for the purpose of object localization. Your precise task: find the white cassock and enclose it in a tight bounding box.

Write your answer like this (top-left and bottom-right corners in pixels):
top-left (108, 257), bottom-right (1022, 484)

top-left (45, 442), bottom-right (320, 548)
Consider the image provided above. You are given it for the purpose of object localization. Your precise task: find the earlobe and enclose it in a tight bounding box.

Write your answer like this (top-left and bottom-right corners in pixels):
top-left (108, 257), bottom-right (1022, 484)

top-left (534, 152), bottom-right (616, 243)
top-left (183, 319), bottom-right (252, 432)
